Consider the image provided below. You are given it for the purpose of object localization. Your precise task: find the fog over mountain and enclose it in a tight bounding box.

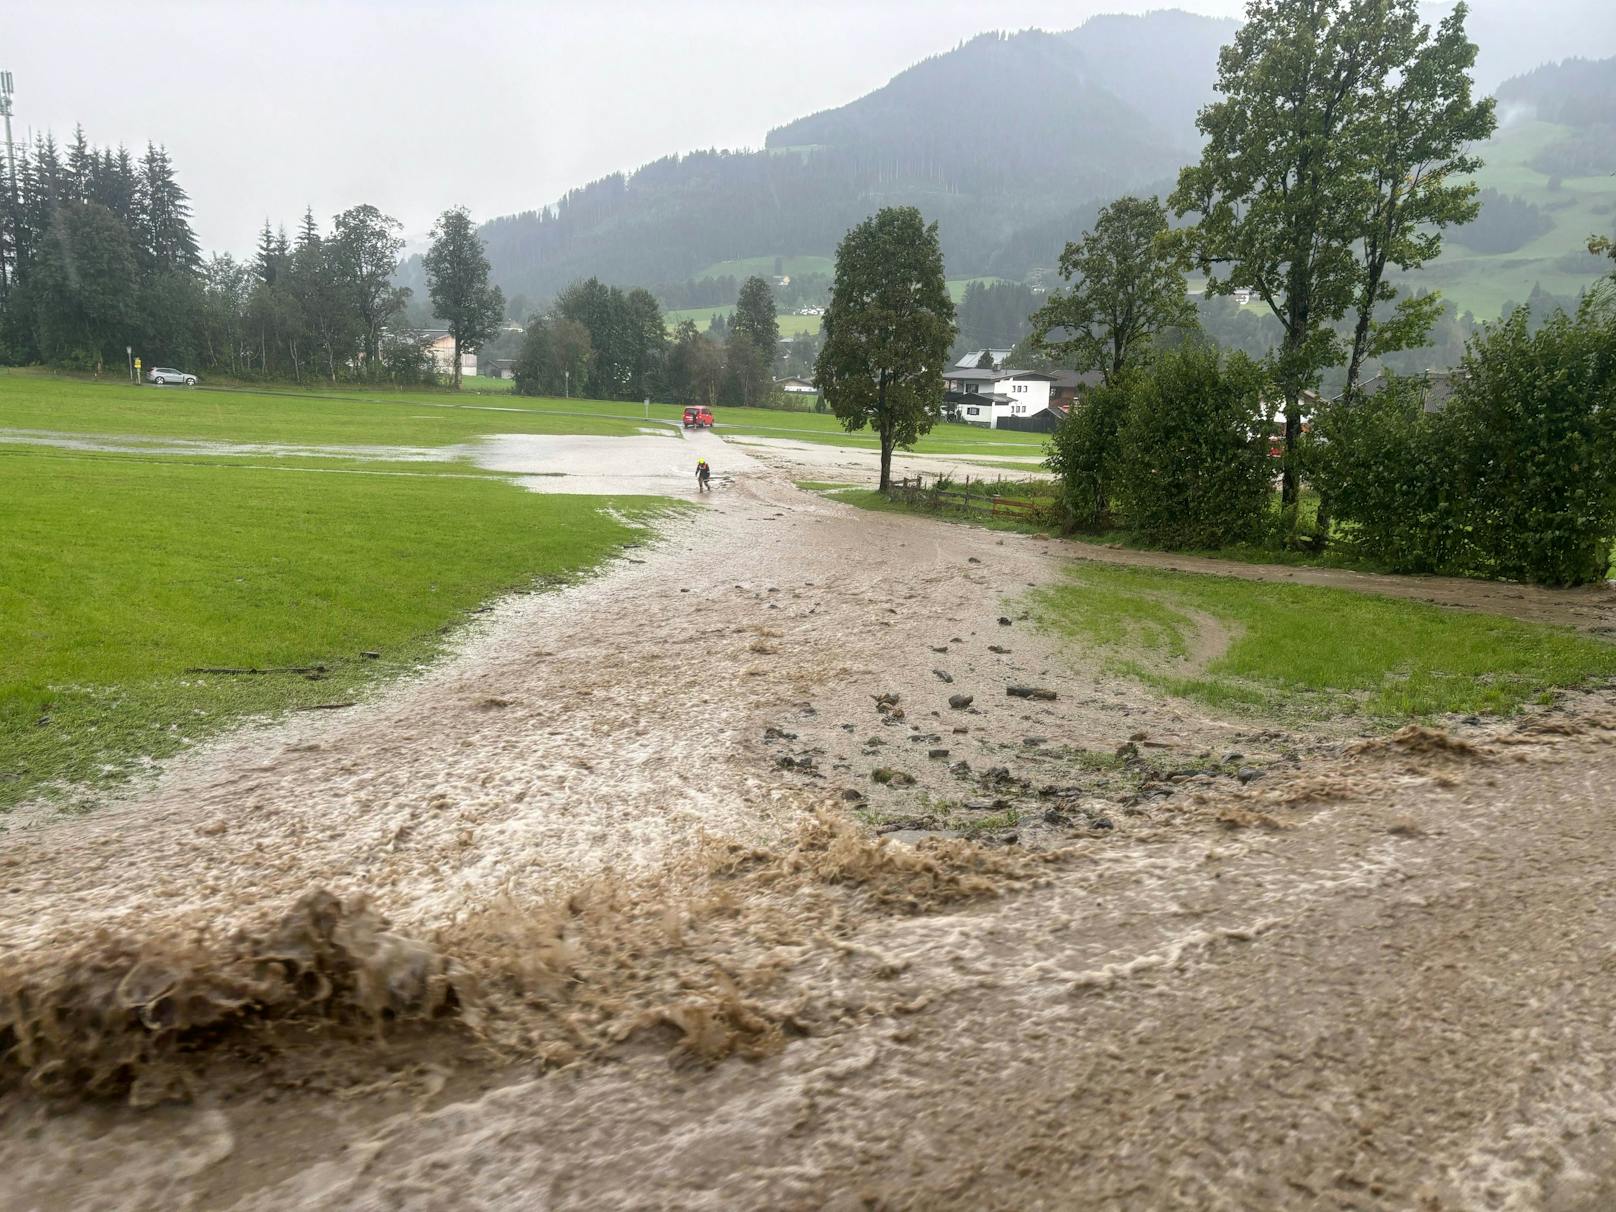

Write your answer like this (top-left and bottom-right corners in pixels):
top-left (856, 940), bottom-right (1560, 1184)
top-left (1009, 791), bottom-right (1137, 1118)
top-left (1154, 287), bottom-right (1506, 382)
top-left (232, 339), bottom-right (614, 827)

top-left (11, 0), bottom-right (1614, 260)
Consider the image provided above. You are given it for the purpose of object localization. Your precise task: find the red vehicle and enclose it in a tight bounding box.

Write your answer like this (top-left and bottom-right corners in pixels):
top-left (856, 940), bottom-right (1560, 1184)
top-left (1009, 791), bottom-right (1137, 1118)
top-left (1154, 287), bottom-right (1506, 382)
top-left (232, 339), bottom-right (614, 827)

top-left (682, 405), bottom-right (714, 429)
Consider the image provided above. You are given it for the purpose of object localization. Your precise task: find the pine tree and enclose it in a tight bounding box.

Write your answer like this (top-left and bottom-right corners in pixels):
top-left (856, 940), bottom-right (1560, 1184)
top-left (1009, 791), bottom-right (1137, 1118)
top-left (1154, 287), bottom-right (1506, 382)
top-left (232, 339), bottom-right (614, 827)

top-left (66, 126), bottom-right (93, 204)
top-left (137, 142), bottom-right (201, 273)
top-left (255, 220), bottom-right (281, 285)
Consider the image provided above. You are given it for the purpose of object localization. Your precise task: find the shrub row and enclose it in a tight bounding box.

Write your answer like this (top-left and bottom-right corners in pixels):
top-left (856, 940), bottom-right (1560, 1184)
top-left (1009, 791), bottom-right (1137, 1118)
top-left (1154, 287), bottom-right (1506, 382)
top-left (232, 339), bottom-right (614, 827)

top-left (1315, 296), bottom-right (1616, 585)
top-left (1047, 344), bottom-right (1273, 548)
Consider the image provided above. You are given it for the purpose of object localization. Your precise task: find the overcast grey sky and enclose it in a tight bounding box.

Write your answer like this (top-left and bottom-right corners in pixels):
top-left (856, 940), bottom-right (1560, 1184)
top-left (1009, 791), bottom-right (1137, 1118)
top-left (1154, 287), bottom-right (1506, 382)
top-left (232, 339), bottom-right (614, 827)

top-left (11, 1), bottom-right (1613, 257)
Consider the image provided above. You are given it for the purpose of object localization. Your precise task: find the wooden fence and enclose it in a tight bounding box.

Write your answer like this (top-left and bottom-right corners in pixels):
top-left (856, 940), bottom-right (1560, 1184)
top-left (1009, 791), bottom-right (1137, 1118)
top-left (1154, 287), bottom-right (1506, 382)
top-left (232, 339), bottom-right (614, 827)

top-left (887, 474), bottom-right (1043, 519)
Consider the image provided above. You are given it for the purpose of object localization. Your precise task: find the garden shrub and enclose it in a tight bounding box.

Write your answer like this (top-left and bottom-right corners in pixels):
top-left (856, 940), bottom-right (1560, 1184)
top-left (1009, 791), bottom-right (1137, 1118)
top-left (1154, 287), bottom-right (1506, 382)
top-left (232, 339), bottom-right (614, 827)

top-left (1045, 378), bottom-right (1129, 529)
top-left (1311, 376), bottom-right (1453, 571)
top-left (1112, 345), bottom-right (1272, 548)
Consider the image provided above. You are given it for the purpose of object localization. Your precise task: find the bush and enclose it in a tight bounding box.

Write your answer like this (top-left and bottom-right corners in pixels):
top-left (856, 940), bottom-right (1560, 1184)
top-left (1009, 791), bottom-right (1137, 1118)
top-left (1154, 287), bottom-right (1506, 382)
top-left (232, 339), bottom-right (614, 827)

top-left (1111, 345), bottom-right (1272, 548)
top-left (1045, 379), bottom-right (1128, 529)
top-left (1317, 295), bottom-right (1616, 585)
top-left (1442, 296), bottom-right (1616, 584)
top-left (1312, 377), bottom-right (1452, 570)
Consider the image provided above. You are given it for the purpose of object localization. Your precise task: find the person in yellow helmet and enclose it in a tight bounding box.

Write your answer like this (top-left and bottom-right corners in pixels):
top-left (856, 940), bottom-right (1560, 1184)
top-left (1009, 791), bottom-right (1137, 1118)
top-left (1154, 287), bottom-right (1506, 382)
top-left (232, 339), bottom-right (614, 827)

top-left (696, 458), bottom-right (712, 492)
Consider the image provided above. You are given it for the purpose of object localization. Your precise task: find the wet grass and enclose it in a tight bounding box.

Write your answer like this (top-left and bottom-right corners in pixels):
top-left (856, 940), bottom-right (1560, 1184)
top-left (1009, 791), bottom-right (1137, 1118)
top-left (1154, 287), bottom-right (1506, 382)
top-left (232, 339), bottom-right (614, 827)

top-left (0, 374), bottom-right (657, 447)
top-left (0, 447), bottom-right (677, 812)
top-left (1031, 563), bottom-right (1616, 721)
top-left (819, 486), bottom-right (1058, 535)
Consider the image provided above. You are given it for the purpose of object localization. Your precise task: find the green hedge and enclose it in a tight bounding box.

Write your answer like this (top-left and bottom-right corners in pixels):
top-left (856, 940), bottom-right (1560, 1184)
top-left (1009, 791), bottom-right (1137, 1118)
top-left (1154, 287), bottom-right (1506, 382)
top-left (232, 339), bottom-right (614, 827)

top-left (1112, 345), bottom-right (1272, 548)
top-left (1316, 295), bottom-right (1616, 585)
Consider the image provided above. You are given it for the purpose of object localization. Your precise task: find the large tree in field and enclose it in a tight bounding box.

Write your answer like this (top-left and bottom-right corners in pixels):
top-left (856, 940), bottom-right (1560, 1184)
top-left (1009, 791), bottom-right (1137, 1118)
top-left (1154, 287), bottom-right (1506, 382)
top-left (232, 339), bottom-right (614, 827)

top-left (424, 206), bottom-right (504, 389)
top-left (816, 207), bottom-right (956, 490)
top-left (1028, 195), bottom-right (1195, 386)
top-left (330, 203), bottom-right (407, 371)
top-left (1171, 0), bottom-right (1493, 515)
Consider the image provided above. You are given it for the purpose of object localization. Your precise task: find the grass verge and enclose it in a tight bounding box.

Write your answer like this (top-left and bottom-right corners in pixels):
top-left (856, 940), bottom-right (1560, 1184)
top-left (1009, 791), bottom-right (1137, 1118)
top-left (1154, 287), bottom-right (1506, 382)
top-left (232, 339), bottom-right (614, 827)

top-left (1031, 563), bottom-right (1616, 720)
top-left (1, 448), bottom-right (678, 812)
top-left (813, 483), bottom-right (1058, 535)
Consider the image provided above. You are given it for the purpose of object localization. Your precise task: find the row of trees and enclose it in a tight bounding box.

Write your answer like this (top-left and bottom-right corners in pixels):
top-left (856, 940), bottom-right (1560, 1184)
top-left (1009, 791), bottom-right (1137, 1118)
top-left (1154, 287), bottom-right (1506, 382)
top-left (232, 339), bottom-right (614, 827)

top-left (0, 130), bottom-right (201, 369)
top-left (0, 126), bottom-right (508, 389)
top-left (512, 273), bottom-right (787, 406)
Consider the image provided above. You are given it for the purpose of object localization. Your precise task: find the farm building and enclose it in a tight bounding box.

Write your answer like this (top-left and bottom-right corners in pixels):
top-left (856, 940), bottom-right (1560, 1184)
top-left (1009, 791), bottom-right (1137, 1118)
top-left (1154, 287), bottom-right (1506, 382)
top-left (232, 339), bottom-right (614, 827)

top-left (775, 376), bottom-right (817, 394)
top-left (417, 329), bottom-right (477, 378)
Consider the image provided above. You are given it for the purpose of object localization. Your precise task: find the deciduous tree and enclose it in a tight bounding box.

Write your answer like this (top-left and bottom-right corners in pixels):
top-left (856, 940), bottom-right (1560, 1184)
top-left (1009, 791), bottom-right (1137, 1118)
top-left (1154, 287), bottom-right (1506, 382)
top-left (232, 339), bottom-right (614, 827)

top-left (816, 207), bottom-right (956, 490)
top-left (1171, 0), bottom-right (1492, 517)
top-left (424, 206), bottom-right (505, 389)
top-left (1029, 195), bottom-right (1194, 386)
top-left (330, 203), bottom-right (407, 371)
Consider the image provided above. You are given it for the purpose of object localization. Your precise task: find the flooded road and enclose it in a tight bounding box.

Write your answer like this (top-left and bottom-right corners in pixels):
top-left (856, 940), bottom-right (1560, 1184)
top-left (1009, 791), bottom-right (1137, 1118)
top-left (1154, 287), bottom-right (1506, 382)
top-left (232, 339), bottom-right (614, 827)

top-left (4, 429), bottom-right (1616, 1209)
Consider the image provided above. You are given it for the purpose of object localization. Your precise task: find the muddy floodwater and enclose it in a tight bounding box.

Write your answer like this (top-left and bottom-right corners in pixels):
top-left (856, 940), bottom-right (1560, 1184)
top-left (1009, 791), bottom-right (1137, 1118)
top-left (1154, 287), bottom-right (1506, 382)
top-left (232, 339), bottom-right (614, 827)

top-left (4, 426), bottom-right (1616, 1210)
top-left (462, 429), bottom-right (713, 494)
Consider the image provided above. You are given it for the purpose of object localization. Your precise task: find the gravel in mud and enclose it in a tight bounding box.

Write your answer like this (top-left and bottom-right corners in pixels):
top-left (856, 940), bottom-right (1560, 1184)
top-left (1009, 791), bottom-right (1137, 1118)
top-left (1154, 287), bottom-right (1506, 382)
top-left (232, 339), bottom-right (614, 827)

top-left (5, 429), bottom-right (1616, 1209)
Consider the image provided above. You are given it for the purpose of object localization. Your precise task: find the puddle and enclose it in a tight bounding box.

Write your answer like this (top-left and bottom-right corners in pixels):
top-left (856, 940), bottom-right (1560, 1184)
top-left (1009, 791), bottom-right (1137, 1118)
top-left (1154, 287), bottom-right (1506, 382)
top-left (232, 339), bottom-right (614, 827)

top-left (0, 428), bottom-right (451, 463)
top-left (465, 432), bottom-right (739, 495)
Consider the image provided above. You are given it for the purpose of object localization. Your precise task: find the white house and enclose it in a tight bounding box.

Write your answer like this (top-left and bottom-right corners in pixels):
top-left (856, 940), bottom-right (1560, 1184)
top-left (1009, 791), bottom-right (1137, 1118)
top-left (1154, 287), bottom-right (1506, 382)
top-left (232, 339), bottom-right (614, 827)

top-left (775, 376), bottom-right (817, 394)
top-left (942, 367), bottom-right (1055, 427)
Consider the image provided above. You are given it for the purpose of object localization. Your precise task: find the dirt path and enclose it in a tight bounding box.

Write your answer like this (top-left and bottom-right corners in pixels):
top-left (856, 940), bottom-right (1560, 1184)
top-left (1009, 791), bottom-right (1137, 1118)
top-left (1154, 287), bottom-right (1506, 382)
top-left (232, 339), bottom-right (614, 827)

top-left (735, 438), bottom-right (1616, 635)
top-left (4, 431), bottom-right (1616, 1209)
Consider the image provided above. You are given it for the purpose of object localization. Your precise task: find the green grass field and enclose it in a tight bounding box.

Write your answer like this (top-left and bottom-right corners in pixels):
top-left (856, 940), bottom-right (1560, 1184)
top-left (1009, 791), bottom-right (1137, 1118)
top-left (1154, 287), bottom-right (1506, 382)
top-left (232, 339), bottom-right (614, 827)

top-left (0, 375), bottom-right (682, 811)
top-left (947, 276), bottom-right (1012, 302)
top-left (0, 374), bottom-right (660, 447)
top-left (1032, 563), bottom-right (1616, 720)
top-left (667, 273), bottom-right (1021, 333)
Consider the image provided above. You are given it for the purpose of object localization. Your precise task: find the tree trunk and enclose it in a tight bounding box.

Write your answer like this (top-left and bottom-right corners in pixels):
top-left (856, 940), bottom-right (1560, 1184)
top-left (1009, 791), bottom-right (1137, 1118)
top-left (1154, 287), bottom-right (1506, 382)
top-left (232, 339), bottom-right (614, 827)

top-left (1282, 390), bottom-right (1301, 509)
top-left (876, 374), bottom-right (893, 492)
top-left (452, 335), bottom-right (462, 390)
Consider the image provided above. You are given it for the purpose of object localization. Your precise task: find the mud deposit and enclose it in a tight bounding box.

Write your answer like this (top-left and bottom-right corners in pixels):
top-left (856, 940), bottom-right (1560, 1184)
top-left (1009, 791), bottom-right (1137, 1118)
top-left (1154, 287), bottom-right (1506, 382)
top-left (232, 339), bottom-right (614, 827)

top-left (5, 434), bottom-right (1616, 1210)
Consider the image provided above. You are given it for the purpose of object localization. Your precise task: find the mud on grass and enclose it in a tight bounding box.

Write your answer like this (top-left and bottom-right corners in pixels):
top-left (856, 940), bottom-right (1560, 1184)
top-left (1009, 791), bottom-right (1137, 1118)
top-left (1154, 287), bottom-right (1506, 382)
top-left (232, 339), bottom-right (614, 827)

top-left (0, 449), bottom-right (679, 811)
top-left (1029, 563), bottom-right (1616, 721)
top-left (0, 812), bottom-right (1055, 1105)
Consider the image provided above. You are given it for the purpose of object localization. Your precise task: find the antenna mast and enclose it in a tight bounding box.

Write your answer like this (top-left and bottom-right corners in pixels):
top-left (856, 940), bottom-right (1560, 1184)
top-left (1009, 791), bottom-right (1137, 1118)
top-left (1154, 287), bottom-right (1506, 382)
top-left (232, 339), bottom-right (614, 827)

top-left (0, 72), bottom-right (14, 194)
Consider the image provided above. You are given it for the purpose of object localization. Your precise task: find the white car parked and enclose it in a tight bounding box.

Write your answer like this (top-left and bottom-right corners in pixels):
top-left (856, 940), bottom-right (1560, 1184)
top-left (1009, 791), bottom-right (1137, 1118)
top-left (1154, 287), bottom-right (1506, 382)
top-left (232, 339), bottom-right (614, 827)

top-left (146, 366), bottom-right (198, 386)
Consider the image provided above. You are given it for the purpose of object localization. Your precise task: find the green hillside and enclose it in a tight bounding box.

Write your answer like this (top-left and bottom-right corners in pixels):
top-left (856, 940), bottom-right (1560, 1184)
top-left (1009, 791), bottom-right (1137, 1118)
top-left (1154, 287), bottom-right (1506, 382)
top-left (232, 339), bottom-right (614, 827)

top-left (694, 255), bottom-right (835, 281)
top-left (1405, 119), bottom-right (1616, 318)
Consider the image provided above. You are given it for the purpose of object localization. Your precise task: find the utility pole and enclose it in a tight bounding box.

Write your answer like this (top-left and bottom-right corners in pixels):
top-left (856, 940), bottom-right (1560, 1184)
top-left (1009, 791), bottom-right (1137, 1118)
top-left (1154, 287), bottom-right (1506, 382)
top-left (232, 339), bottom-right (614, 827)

top-left (0, 72), bottom-right (14, 303)
top-left (0, 72), bottom-right (14, 198)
